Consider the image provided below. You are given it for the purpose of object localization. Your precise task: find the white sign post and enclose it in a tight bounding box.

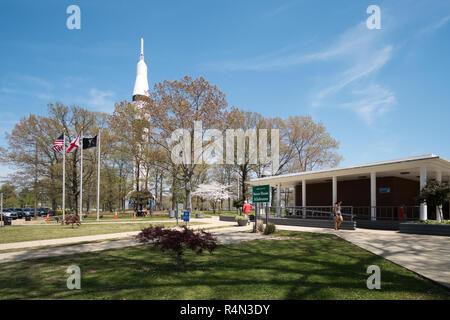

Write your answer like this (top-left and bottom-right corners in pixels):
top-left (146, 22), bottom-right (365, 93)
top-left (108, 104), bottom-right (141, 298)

top-left (177, 203), bottom-right (183, 225)
top-left (0, 193), bottom-right (3, 227)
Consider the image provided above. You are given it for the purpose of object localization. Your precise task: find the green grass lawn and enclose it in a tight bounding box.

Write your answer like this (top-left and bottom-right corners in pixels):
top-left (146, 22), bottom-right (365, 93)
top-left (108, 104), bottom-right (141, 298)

top-left (0, 222), bottom-right (200, 244)
top-left (34, 213), bottom-right (172, 224)
top-left (196, 210), bottom-right (241, 216)
top-left (81, 214), bottom-right (172, 222)
top-left (0, 231), bottom-right (448, 300)
top-left (26, 212), bottom-right (214, 224)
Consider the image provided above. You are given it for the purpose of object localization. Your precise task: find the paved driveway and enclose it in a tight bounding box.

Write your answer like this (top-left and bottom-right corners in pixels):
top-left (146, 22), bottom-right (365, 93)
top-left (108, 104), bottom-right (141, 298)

top-left (276, 225), bottom-right (450, 289)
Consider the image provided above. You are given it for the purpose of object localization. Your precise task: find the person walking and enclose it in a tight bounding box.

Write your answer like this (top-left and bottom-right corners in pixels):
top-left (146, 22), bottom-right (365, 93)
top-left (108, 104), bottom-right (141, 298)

top-left (243, 200), bottom-right (253, 225)
top-left (333, 201), bottom-right (343, 230)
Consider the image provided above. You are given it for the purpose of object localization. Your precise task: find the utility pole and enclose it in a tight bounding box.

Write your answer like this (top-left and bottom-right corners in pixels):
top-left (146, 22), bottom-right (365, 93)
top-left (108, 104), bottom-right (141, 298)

top-left (96, 131), bottom-right (101, 221)
top-left (1, 193), bottom-right (3, 227)
top-left (79, 132), bottom-right (83, 221)
top-left (253, 203), bottom-right (258, 233)
top-left (62, 134), bottom-right (66, 220)
top-left (34, 139), bottom-right (38, 219)
top-left (237, 175), bottom-right (241, 215)
top-left (237, 176), bottom-right (240, 201)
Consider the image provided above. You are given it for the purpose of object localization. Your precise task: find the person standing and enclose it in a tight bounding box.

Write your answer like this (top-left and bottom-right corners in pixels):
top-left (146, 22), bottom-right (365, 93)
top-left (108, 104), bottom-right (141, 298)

top-left (333, 201), bottom-right (343, 230)
top-left (398, 205), bottom-right (405, 220)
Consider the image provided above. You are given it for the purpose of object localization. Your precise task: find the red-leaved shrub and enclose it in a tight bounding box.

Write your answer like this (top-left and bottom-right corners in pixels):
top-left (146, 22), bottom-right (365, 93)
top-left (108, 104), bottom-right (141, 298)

top-left (136, 225), bottom-right (217, 265)
top-left (62, 214), bottom-right (81, 228)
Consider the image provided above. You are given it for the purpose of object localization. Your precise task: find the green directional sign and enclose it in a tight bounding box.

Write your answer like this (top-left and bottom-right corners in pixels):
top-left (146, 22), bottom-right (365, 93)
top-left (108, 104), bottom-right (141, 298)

top-left (252, 185), bottom-right (270, 203)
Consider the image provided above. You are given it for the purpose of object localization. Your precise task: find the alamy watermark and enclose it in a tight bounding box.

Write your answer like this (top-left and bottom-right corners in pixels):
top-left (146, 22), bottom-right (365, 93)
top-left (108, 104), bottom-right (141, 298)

top-left (366, 265), bottom-right (381, 289)
top-left (66, 5), bottom-right (81, 30)
top-left (366, 5), bottom-right (381, 30)
top-left (170, 121), bottom-right (280, 174)
top-left (66, 265), bottom-right (81, 290)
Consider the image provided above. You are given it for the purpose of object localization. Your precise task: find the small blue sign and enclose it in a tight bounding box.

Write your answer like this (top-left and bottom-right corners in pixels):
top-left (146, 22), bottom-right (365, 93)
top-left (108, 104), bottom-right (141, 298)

top-left (183, 211), bottom-right (190, 222)
top-left (379, 187), bottom-right (391, 194)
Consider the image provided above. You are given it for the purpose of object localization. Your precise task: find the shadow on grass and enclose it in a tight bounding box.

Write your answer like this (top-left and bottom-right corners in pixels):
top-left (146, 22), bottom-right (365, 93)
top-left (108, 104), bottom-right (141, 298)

top-left (0, 233), bottom-right (449, 300)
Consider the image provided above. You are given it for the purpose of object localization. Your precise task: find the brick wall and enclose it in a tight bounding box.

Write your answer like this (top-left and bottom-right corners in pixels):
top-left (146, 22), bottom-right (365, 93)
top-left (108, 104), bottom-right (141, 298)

top-left (295, 177), bottom-right (420, 207)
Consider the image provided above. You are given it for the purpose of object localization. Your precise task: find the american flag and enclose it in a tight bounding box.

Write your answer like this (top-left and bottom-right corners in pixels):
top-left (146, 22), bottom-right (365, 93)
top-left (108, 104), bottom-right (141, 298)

top-left (52, 134), bottom-right (64, 152)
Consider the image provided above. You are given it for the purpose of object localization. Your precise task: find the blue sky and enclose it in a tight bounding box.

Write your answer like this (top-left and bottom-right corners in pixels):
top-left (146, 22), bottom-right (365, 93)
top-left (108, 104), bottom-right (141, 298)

top-left (0, 0), bottom-right (449, 178)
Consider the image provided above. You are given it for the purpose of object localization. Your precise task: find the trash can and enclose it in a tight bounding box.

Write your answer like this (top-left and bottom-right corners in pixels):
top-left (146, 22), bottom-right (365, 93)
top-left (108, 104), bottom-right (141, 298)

top-left (3, 217), bottom-right (11, 226)
top-left (169, 210), bottom-right (175, 218)
top-left (25, 215), bottom-right (31, 221)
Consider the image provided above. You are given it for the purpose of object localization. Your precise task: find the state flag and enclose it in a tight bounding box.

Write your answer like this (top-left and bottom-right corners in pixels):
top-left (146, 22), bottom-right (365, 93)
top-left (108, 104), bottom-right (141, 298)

top-left (66, 135), bottom-right (80, 153)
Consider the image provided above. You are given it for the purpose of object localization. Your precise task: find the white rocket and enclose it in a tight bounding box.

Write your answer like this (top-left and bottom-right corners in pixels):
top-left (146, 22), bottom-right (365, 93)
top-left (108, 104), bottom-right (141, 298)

top-left (132, 38), bottom-right (150, 101)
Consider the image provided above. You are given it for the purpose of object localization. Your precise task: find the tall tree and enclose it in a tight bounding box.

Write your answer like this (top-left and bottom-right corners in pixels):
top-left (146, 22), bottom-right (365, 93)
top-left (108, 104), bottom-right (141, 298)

top-left (0, 184), bottom-right (18, 207)
top-left (146, 76), bottom-right (227, 210)
top-left (224, 107), bottom-right (264, 204)
top-left (109, 101), bottom-right (151, 196)
top-left (1, 103), bottom-right (106, 213)
top-left (285, 115), bottom-right (342, 172)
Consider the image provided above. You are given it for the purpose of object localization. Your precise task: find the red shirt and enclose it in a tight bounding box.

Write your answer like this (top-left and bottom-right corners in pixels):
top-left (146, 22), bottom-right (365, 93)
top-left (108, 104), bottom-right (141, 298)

top-left (243, 203), bottom-right (253, 214)
top-left (398, 207), bottom-right (405, 219)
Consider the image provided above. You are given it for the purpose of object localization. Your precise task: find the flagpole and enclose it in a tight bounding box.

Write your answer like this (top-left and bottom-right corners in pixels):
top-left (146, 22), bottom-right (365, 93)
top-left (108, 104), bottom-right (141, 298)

top-left (62, 134), bottom-right (66, 220)
top-left (79, 132), bottom-right (83, 221)
top-left (97, 131), bottom-right (101, 221)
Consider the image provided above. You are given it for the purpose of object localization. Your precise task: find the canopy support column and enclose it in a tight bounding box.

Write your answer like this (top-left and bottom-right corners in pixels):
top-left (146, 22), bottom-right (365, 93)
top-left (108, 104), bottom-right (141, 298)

top-left (420, 167), bottom-right (427, 221)
top-left (302, 180), bottom-right (306, 218)
top-left (332, 176), bottom-right (337, 206)
top-left (370, 172), bottom-right (377, 221)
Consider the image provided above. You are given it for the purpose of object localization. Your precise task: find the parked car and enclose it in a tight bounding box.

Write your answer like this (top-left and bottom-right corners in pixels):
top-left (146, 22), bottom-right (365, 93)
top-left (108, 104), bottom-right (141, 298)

top-left (3, 208), bottom-right (18, 220)
top-left (38, 208), bottom-right (51, 216)
top-left (23, 208), bottom-right (35, 218)
top-left (14, 208), bottom-right (25, 219)
top-left (6, 208), bottom-right (19, 218)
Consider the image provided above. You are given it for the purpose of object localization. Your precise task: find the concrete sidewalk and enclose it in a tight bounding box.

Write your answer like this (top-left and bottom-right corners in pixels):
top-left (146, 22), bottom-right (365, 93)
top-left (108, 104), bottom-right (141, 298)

top-left (0, 225), bottom-right (253, 264)
top-left (276, 225), bottom-right (450, 289)
top-left (0, 217), bottom-right (235, 251)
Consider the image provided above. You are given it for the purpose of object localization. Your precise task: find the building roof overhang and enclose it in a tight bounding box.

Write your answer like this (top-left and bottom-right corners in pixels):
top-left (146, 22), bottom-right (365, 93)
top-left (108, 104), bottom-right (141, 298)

top-left (248, 154), bottom-right (450, 187)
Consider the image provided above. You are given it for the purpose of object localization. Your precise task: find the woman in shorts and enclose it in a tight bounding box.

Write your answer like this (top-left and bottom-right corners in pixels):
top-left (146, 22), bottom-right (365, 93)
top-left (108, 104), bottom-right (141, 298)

top-left (333, 201), bottom-right (343, 230)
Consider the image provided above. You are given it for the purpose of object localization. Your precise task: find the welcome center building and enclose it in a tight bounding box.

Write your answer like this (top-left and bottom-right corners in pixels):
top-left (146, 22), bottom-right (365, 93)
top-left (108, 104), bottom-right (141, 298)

top-left (248, 154), bottom-right (450, 229)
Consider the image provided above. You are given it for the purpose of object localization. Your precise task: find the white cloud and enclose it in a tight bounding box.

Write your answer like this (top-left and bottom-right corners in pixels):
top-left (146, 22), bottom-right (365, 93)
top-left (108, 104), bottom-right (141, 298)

top-left (13, 74), bottom-right (53, 90)
top-left (35, 93), bottom-right (54, 100)
top-left (206, 19), bottom-right (397, 125)
top-left (417, 15), bottom-right (450, 36)
top-left (0, 87), bottom-right (53, 101)
top-left (313, 45), bottom-right (393, 105)
top-left (264, 1), bottom-right (298, 18)
top-left (1, 73), bottom-right (54, 102)
top-left (0, 88), bottom-right (18, 95)
top-left (206, 43), bottom-right (344, 72)
top-left (307, 24), bottom-right (395, 125)
top-left (81, 89), bottom-right (116, 112)
top-left (340, 85), bottom-right (395, 125)
top-left (207, 22), bottom-right (383, 72)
